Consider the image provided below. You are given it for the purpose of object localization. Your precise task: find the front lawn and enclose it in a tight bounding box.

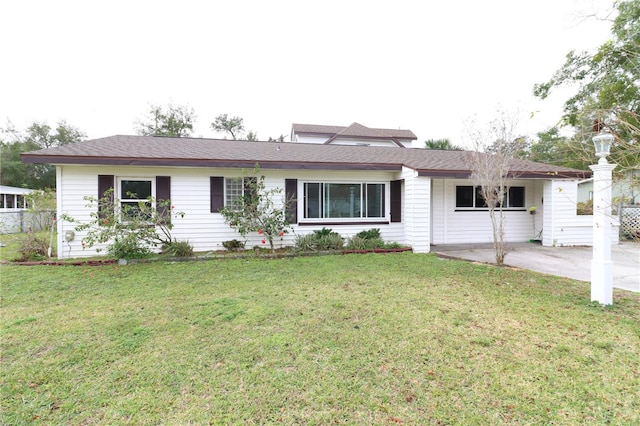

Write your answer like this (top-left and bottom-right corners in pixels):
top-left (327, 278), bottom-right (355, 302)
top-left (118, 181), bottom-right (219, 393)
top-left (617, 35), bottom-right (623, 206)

top-left (2, 254), bottom-right (639, 424)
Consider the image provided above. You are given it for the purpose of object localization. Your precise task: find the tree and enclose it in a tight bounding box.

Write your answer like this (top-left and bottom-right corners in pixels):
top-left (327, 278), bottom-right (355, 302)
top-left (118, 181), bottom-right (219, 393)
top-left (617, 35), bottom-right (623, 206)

top-left (135, 103), bottom-right (196, 137)
top-left (211, 113), bottom-right (259, 140)
top-left (533, 0), bottom-right (639, 170)
top-left (219, 166), bottom-right (294, 251)
top-left (211, 114), bottom-right (244, 140)
top-left (424, 138), bottom-right (463, 150)
top-left (1, 120), bottom-right (85, 189)
top-left (465, 112), bottom-right (522, 265)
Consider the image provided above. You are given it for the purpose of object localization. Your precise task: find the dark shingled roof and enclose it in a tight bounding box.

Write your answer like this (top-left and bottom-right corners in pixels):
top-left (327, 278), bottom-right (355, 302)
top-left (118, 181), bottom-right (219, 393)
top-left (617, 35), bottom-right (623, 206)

top-left (292, 122), bottom-right (417, 141)
top-left (21, 135), bottom-right (589, 179)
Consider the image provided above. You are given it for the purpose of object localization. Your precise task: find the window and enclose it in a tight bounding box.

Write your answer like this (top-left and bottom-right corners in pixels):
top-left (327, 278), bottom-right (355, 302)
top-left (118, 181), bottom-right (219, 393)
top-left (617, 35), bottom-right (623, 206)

top-left (118, 178), bottom-right (153, 219)
top-left (226, 177), bottom-right (257, 208)
top-left (210, 176), bottom-right (258, 213)
top-left (225, 177), bottom-right (244, 207)
top-left (303, 182), bottom-right (385, 219)
top-left (508, 186), bottom-right (525, 208)
top-left (455, 186), bottom-right (525, 209)
top-left (98, 175), bottom-right (170, 221)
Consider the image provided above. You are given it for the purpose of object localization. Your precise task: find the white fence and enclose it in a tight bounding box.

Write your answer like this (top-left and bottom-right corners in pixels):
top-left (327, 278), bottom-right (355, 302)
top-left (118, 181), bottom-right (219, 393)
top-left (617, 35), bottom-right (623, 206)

top-left (0, 210), bottom-right (55, 234)
top-left (620, 206), bottom-right (640, 240)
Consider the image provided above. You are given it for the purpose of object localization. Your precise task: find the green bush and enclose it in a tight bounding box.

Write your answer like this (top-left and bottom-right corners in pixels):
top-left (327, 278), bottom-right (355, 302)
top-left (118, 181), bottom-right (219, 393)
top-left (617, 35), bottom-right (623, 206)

top-left (355, 228), bottom-right (381, 240)
top-left (162, 240), bottom-right (194, 257)
top-left (108, 234), bottom-right (152, 260)
top-left (345, 236), bottom-right (386, 250)
top-left (313, 227), bottom-right (338, 238)
top-left (294, 234), bottom-right (317, 252)
top-left (316, 233), bottom-right (344, 250)
top-left (345, 235), bottom-right (369, 250)
top-left (383, 242), bottom-right (403, 249)
top-left (294, 231), bottom-right (344, 251)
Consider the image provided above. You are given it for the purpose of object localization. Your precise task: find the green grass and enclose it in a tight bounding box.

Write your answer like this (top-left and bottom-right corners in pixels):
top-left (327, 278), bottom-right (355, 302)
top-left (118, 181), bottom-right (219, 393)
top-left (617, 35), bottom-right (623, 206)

top-left (2, 253), bottom-right (639, 424)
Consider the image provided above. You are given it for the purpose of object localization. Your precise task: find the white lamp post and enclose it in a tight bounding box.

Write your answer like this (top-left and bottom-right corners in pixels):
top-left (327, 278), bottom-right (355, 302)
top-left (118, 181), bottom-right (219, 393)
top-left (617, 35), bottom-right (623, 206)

top-left (590, 130), bottom-right (616, 305)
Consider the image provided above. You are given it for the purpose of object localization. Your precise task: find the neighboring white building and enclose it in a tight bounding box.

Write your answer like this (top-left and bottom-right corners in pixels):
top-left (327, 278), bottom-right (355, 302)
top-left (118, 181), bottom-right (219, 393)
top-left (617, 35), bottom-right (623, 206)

top-left (22, 134), bottom-right (607, 259)
top-left (578, 169), bottom-right (640, 205)
top-left (0, 185), bottom-right (34, 234)
top-left (0, 185), bottom-right (32, 210)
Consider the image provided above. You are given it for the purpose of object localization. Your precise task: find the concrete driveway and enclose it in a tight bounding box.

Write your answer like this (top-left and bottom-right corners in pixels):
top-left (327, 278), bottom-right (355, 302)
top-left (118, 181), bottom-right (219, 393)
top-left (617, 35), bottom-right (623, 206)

top-left (431, 242), bottom-right (640, 293)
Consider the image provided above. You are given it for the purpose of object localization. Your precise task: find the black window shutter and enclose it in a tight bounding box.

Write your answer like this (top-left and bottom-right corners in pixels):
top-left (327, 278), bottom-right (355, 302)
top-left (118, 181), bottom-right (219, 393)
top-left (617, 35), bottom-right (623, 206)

top-left (210, 177), bottom-right (224, 212)
top-left (156, 176), bottom-right (171, 221)
top-left (285, 179), bottom-right (298, 224)
top-left (390, 179), bottom-right (402, 223)
top-left (98, 175), bottom-right (114, 220)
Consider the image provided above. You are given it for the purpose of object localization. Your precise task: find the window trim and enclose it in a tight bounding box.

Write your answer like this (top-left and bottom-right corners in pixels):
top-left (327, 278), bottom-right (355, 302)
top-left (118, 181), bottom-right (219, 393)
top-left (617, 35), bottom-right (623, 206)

top-left (455, 185), bottom-right (526, 211)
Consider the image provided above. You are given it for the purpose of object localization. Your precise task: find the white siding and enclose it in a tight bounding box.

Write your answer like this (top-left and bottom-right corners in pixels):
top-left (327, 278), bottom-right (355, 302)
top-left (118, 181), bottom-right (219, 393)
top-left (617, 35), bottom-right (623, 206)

top-left (401, 167), bottom-right (430, 253)
top-left (293, 135), bottom-right (330, 144)
top-left (56, 165), bottom-right (407, 258)
top-left (431, 178), bottom-right (540, 245)
top-left (542, 180), bottom-right (619, 247)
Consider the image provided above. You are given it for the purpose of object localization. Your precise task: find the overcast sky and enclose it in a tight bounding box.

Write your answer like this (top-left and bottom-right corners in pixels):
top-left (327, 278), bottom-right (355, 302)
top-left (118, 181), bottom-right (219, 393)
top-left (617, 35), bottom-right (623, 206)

top-left (1, 0), bottom-right (614, 148)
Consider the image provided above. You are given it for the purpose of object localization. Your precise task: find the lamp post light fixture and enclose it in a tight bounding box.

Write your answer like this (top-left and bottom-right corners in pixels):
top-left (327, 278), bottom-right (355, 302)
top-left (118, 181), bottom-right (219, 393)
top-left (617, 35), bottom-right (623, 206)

top-left (590, 129), bottom-right (616, 305)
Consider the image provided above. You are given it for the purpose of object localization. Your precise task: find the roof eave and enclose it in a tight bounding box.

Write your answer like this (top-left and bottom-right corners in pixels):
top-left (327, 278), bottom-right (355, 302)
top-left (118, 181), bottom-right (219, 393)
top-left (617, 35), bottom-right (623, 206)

top-left (21, 155), bottom-right (402, 172)
top-left (415, 170), bottom-right (591, 179)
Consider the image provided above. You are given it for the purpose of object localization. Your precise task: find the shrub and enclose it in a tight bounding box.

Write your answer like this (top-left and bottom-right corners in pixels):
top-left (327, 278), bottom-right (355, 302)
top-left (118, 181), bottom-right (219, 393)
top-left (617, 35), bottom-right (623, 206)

top-left (162, 240), bottom-right (194, 257)
top-left (294, 234), bottom-right (317, 252)
top-left (345, 235), bottom-right (369, 250)
top-left (222, 239), bottom-right (245, 251)
top-left (313, 227), bottom-right (337, 238)
top-left (345, 236), bottom-right (386, 250)
top-left (62, 189), bottom-right (186, 259)
top-left (383, 242), bottom-right (403, 249)
top-left (16, 232), bottom-right (49, 261)
top-left (355, 228), bottom-right (381, 240)
top-left (108, 234), bottom-right (152, 260)
top-left (294, 231), bottom-right (344, 251)
top-left (316, 233), bottom-right (344, 250)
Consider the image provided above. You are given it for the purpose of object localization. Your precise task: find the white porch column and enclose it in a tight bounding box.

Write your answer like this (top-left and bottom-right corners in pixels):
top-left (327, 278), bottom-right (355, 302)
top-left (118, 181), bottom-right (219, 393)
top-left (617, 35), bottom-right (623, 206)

top-left (589, 162), bottom-right (616, 305)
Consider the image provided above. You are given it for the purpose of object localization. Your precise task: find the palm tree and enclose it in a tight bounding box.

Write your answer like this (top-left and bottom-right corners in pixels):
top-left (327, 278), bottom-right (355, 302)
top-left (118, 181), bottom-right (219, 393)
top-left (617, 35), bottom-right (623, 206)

top-left (424, 138), bottom-right (463, 150)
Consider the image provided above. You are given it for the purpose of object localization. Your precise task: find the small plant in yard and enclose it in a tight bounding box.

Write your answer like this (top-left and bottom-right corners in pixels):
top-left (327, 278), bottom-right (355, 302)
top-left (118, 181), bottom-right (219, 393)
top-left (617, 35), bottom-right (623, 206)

top-left (161, 240), bottom-right (194, 257)
top-left (62, 189), bottom-right (187, 259)
top-left (15, 232), bottom-right (49, 261)
top-left (355, 228), bottom-right (381, 240)
top-left (312, 228), bottom-right (344, 250)
top-left (294, 233), bottom-right (317, 252)
top-left (222, 239), bottom-right (245, 251)
top-left (346, 228), bottom-right (393, 250)
top-left (219, 166), bottom-right (295, 252)
top-left (292, 229), bottom-right (344, 251)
